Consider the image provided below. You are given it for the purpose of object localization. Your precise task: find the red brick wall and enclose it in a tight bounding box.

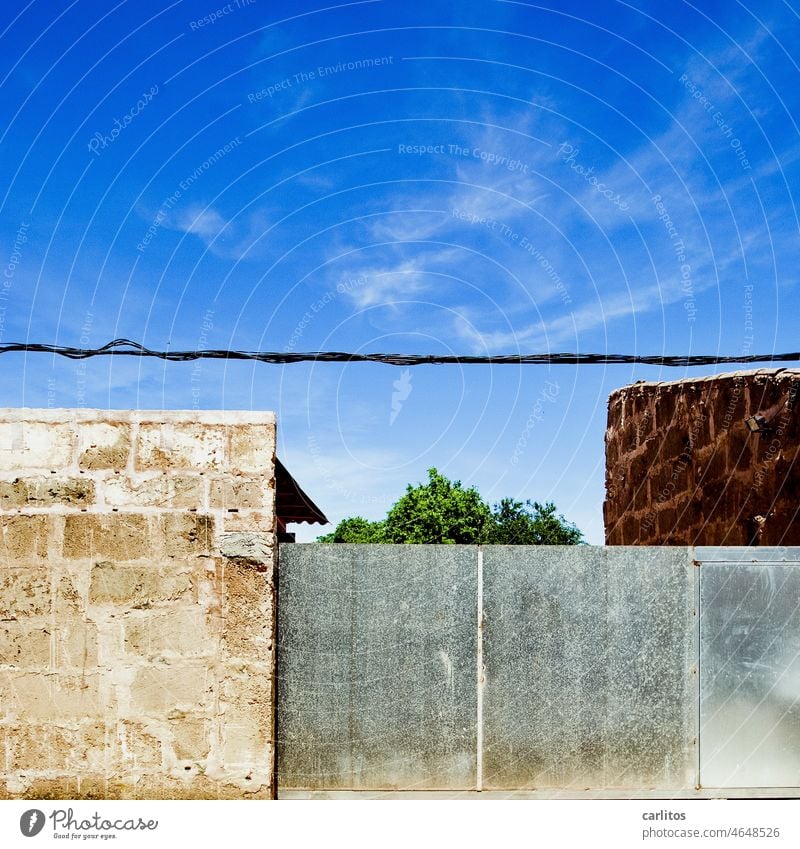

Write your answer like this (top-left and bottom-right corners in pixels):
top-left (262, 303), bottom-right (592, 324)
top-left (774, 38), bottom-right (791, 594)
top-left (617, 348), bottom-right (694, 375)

top-left (604, 369), bottom-right (800, 545)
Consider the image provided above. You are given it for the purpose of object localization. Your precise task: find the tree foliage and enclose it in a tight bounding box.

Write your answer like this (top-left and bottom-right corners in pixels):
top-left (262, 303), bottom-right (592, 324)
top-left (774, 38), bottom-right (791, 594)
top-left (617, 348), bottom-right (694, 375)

top-left (487, 498), bottom-right (583, 545)
top-left (383, 468), bottom-right (492, 544)
top-left (317, 516), bottom-right (388, 543)
top-left (318, 468), bottom-right (583, 545)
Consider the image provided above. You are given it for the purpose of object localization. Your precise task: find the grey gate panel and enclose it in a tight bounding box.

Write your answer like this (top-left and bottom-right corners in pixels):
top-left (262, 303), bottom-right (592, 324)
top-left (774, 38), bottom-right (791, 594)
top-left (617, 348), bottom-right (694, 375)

top-left (277, 544), bottom-right (478, 790)
top-left (699, 549), bottom-right (800, 789)
top-left (481, 546), bottom-right (697, 790)
top-left (277, 544), bottom-right (800, 794)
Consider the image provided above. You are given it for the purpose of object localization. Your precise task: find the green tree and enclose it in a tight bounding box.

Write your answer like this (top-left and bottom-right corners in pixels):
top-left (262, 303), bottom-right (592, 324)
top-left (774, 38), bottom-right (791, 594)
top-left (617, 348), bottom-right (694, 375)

top-left (488, 498), bottom-right (584, 545)
top-left (318, 468), bottom-right (583, 545)
top-left (382, 468), bottom-right (493, 544)
top-left (317, 516), bottom-right (387, 543)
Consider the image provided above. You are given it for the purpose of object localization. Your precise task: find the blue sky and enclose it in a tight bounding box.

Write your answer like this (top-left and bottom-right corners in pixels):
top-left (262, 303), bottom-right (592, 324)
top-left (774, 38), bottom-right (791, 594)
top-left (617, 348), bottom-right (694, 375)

top-left (1, 0), bottom-right (798, 542)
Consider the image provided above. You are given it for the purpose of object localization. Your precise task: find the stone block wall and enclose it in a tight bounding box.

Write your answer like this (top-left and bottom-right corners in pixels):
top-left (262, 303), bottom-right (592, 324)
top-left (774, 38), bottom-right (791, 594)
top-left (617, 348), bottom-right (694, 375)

top-left (0, 409), bottom-right (276, 799)
top-left (604, 369), bottom-right (800, 545)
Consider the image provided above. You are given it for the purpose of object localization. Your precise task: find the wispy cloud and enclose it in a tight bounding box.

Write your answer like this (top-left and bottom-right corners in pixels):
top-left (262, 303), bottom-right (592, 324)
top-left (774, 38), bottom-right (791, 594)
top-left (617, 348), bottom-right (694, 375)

top-left (454, 278), bottom-right (692, 352)
top-left (175, 206), bottom-right (228, 242)
top-left (167, 204), bottom-right (276, 262)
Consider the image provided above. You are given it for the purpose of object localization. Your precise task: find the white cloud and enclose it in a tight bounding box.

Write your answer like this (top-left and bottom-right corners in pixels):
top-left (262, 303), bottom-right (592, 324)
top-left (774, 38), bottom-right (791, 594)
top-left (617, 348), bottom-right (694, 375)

top-left (175, 206), bottom-right (228, 243)
top-left (454, 274), bottom-right (703, 353)
top-left (345, 258), bottom-right (449, 309)
top-left (168, 204), bottom-right (277, 263)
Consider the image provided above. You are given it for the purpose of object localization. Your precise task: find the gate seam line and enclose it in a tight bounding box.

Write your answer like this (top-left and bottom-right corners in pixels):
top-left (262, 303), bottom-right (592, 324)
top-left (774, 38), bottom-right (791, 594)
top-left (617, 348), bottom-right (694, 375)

top-left (695, 552), bottom-right (702, 790)
top-left (477, 546), bottom-right (484, 792)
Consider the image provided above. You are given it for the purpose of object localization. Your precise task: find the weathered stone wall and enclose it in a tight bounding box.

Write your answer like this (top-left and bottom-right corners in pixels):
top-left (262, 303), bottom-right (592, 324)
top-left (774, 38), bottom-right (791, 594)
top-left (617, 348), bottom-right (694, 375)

top-left (604, 369), bottom-right (800, 545)
top-left (0, 409), bottom-right (276, 799)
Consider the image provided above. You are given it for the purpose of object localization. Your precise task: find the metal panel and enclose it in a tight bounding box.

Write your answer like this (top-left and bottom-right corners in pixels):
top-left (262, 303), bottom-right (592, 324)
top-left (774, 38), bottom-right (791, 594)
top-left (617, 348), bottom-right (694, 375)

top-left (695, 547), bottom-right (800, 563)
top-left (700, 561), bottom-right (800, 788)
top-left (278, 544), bottom-right (800, 795)
top-left (481, 546), bottom-right (697, 790)
top-left (277, 544), bottom-right (478, 790)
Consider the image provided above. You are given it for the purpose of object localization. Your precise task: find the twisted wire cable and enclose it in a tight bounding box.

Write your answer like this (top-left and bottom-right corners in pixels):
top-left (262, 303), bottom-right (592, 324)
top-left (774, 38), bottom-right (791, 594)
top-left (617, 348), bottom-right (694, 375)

top-left (0, 339), bottom-right (798, 367)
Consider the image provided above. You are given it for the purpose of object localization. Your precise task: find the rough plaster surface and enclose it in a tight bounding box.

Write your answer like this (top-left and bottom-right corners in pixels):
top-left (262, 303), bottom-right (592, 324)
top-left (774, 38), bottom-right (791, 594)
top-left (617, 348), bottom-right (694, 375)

top-left (0, 409), bottom-right (276, 800)
top-left (604, 369), bottom-right (800, 545)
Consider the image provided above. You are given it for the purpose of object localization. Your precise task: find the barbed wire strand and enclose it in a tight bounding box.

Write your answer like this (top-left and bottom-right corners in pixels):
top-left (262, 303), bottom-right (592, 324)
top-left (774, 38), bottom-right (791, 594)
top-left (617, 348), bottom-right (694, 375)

top-left (0, 339), bottom-right (798, 367)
